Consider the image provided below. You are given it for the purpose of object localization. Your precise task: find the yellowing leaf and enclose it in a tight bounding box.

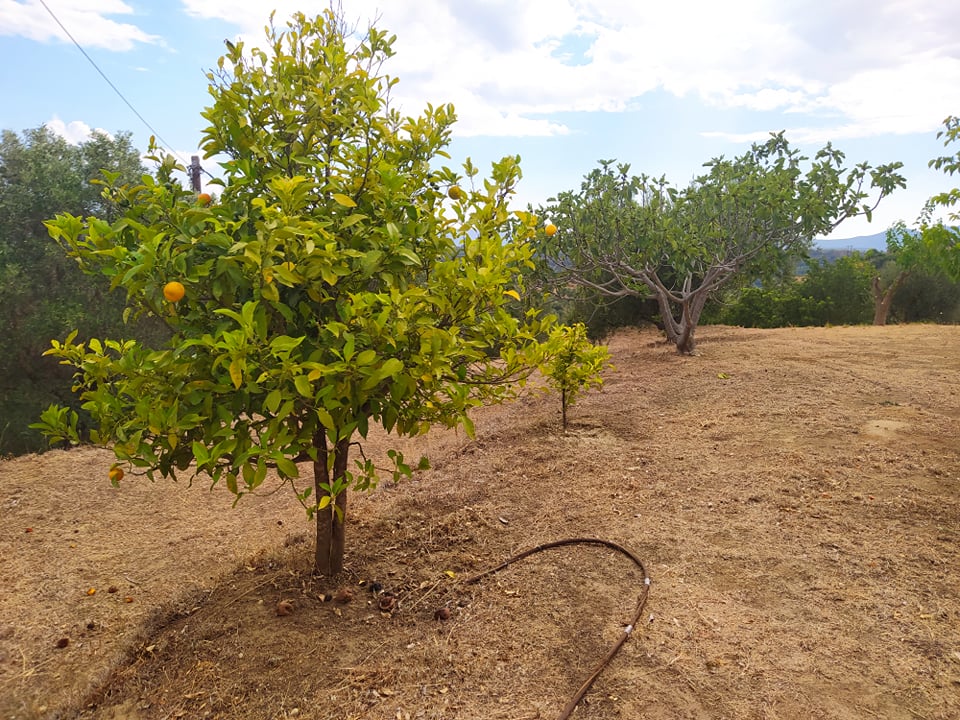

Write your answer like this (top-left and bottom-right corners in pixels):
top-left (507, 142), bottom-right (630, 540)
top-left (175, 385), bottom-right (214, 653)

top-left (503, 289), bottom-right (521, 301)
top-left (444, 570), bottom-right (456, 578)
top-left (229, 358), bottom-right (244, 389)
top-left (332, 193), bottom-right (357, 208)
top-left (717, 372), bottom-right (729, 379)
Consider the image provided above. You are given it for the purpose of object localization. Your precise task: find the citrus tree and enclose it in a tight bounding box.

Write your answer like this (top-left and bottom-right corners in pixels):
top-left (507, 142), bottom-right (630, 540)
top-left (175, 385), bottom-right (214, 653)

top-left (35, 10), bottom-right (560, 576)
top-left (540, 323), bottom-right (610, 430)
top-left (536, 137), bottom-right (906, 353)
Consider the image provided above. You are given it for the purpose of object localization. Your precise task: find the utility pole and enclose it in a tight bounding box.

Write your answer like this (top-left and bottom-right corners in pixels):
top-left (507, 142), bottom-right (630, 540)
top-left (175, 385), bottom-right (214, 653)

top-left (189, 156), bottom-right (202, 192)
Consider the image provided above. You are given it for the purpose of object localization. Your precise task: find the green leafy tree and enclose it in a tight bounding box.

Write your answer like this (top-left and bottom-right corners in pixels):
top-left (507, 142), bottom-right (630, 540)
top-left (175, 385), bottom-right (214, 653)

top-left (707, 283), bottom-right (829, 328)
top-left (890, 269), bottom-right (960, 323)
top-left (0, 126), bottom-right (148, 454)
top-left (800, 254), bottom-right (874, 325)
top-left (536, 136), bottom-right (905, 354)
top-left (35, 11), bottom-right (560, 576)
top-left (540, 323), bottom-right (611, 430)
top-left (868, 116), bottom-right (960, 324)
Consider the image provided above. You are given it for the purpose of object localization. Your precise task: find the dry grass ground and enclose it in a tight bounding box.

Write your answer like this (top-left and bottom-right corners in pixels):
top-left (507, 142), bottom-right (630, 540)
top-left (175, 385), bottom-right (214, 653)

top-left (2, 324), bottom-right (958, 720)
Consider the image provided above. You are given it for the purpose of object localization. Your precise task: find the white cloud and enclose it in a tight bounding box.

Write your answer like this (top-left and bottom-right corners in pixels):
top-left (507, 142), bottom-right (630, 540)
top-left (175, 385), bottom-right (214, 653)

top-left (0, 0), bottom-right (161, 51)
top-left (175, 0), bottom-right (959, 142)
top-left (45, 116), bottom-right (111, 144)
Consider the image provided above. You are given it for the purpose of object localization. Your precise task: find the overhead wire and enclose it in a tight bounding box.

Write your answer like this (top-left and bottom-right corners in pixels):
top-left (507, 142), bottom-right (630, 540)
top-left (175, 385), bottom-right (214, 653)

top-left (37, 0), bottom-right (212, 178)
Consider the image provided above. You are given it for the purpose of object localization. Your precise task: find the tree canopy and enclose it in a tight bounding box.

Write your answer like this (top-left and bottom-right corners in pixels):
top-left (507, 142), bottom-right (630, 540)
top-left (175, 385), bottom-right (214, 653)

top-left (535, 134), bottom-right (905, 353)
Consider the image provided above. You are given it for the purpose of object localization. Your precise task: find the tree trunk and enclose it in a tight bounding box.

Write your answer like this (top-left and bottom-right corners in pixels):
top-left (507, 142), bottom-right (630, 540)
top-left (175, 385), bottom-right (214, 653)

top-left (561, 388), bottom-right (568, 430)
top-left (675, 322), bottom-right (696, 354)
top-left (674, 288), bottom-right (711, 354)
top-left (313, 432), bottom-right (351, 576)
top-left (652, 289), bottom-right (681, 345)
top-left (650, 283), bottom-right (711, 355)
top-left (872, 272), bottom-right (908, 326)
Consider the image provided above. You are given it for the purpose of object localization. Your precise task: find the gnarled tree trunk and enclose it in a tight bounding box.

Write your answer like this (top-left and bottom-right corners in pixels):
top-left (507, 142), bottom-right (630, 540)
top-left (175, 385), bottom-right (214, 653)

top-left (651, 283), bottom-right (713, 355)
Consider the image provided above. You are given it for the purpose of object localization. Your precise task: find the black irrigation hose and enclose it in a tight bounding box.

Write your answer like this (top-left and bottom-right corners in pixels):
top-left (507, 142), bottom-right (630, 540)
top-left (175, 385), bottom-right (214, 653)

top-left (463, 538), bottom-right (651, 720)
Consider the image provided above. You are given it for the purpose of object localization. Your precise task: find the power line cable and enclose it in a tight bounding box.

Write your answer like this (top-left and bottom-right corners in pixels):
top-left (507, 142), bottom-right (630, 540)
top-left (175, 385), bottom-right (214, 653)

top-left (37, 0), bottom-right (209, 177)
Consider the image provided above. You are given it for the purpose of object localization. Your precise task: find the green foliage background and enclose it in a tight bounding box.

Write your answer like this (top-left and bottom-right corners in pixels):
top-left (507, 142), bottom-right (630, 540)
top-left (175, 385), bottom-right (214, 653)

top-left (0, 127), bottom-right (163, 455)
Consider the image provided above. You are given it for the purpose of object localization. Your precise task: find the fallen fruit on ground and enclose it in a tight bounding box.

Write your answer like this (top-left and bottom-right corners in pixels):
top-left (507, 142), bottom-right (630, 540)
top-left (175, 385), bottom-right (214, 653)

top-left (162, 281), bottom-right (185, 303)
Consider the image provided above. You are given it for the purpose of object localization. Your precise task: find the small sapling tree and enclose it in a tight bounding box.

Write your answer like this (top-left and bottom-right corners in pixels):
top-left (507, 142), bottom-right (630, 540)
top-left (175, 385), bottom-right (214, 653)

top-left (34, 10), bottom-right (561, 576)
top-left (540, 323), bottom-right (611, 430)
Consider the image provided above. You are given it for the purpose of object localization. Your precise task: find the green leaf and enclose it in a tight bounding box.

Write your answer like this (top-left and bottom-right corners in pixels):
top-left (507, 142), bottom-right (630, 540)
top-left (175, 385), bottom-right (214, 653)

top-left (192, 442), bottom-right (210, 466)
top-left (361, 249), bottom-right (384, 274)
top-left (332, 193), bottom-right (357, 208)
top-left (380, 357), bottom-right (404, 376)
top-left (341, 213), bottom-right (366, 228)
top-left (264, 389), bottom-right (282, 413)
top-left (462, 414), bottom-right (476, 439)
top-left (294, 375), bottom-right (313, 397)
top-left (275, 456), bottom-right (300, 478)
top-left (316, 406), bottom-right (335, 431)
top-left (355, 349), bottom-right (376, 366)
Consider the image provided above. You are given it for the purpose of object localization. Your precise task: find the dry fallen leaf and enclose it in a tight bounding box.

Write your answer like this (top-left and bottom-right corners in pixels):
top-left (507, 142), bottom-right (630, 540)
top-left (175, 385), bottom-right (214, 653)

top-left (276, 600), bottom-right (294, 616)
top-left (378, 594), bottom-right (397, 612)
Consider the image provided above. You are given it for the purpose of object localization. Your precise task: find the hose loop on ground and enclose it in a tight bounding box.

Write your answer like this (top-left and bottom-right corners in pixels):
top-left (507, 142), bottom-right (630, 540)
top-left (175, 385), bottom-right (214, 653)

top-left (464, 537), bottom-right (650, 720)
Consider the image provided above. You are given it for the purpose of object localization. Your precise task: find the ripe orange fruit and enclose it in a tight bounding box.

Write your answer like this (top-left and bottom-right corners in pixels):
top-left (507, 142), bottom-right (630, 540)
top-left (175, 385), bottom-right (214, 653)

top-left (197, 192), bottom-right (212, 206)
top-left (163, 281), bottom-right (185, 302)
top-left (448, 186), bottom-right (463, 200)
top-left (545, 223), bottom-right (558, 236)
top-left (109, 466), bottom-right (124, 483)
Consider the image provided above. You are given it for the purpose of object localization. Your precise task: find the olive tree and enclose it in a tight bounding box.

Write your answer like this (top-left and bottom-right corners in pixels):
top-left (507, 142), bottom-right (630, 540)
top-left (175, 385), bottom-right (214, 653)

top-left (536, 135), bottom-right (905, 353)
top-left (35, 10), bottom-right (561, 576)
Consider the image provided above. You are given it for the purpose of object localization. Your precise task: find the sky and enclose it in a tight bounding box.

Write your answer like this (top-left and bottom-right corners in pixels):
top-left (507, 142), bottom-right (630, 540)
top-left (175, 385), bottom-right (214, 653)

top-left (2, 0), bottom-right (959, 243)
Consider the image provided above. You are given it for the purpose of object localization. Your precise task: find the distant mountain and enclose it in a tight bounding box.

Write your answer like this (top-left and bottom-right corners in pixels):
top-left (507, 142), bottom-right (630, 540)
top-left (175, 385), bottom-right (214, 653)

top-left (814, 231), bottom-right (887, 251)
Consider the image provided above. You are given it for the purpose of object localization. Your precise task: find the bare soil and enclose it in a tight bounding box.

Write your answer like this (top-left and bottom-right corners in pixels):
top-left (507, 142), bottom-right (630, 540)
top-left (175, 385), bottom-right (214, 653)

top-left (2, 324), bottom-right (959, 720)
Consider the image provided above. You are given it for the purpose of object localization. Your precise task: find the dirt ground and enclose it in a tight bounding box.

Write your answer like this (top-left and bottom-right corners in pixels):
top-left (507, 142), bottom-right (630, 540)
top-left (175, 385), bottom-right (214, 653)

top-left (2, 324), bottom-right (959, 720)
